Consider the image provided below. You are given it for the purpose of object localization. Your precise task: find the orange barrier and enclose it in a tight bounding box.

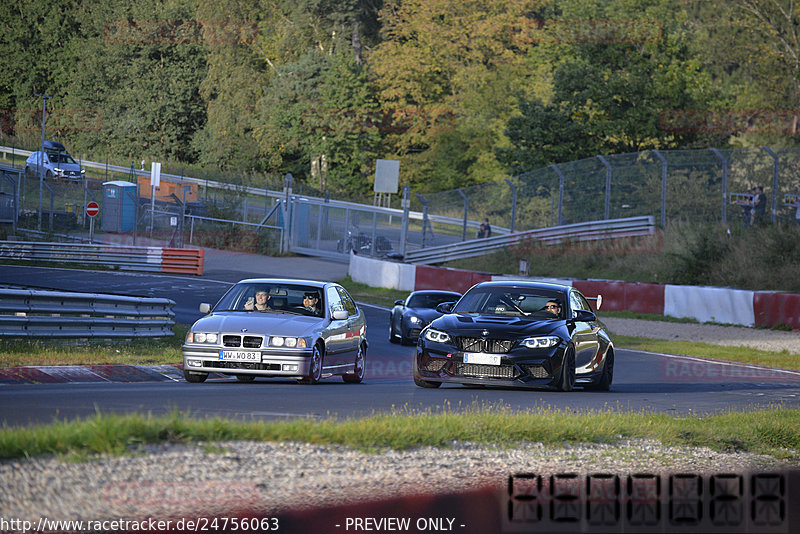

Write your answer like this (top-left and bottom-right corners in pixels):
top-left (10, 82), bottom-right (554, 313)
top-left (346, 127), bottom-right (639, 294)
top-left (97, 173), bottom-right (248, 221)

top-left (161, 248), bottom-right (204, 275)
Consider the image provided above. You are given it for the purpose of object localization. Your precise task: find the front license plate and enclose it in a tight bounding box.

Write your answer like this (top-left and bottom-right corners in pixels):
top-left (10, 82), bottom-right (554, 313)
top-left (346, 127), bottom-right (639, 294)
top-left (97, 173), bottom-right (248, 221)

top-left (463, 353), bottom-right (501, 366)
top-left (219, 350), bottom-right (260, 361)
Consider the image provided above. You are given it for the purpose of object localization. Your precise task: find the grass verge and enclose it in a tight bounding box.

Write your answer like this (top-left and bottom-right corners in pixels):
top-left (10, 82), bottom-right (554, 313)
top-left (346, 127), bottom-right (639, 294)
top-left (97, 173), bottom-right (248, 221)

top-left (338, 275), bottom-right (409, 308)
top-left (0, 325), bottom-right (187, 367)
top-left (1, 406), bottom-right (798, 461)
top-left (612, 335), bottom-right (800, 370)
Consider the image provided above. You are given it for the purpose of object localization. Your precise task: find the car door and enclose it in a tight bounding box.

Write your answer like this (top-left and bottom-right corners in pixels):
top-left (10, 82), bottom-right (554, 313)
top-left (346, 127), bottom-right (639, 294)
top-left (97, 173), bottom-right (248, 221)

top-left (337, 286), bottom-right (362, 361)
top-left (569, 290), bottom-right (601, 374)
top-left (323, 285), bottom-right (349, 368)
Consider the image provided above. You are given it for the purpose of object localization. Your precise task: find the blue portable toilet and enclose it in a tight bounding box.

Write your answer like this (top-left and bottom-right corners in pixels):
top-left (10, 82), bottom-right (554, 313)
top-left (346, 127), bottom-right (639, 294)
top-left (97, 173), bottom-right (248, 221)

top-left (101, 180), bottom-right (137, 232)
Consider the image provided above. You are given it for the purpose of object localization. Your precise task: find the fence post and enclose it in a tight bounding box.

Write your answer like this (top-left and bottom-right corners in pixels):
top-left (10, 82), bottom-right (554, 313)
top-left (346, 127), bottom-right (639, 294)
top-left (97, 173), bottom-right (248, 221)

top-left (458, 188), bottom-right (468, 241)
top-left (597, 155), bottom-right (611, 220)
top-left (417, 193), bottom-right (430, 248)
top-left (550, 163), bottom-right (565, 225)
top-left (762, 146), bottom-right (779, 224)
top-left (710, 148), bottom-right (728, 225)
top-left (399, 185), bottom-right (410, 256)
top-left (504, 179), bottom-right (517, 232)
top-left (652, 150), bottom-right (667, 228)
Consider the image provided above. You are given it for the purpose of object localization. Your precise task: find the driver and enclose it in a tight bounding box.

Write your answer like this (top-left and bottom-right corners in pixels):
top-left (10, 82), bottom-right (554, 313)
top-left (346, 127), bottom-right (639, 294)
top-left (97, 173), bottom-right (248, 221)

top-left (543, 300), bottom-right (562, 318)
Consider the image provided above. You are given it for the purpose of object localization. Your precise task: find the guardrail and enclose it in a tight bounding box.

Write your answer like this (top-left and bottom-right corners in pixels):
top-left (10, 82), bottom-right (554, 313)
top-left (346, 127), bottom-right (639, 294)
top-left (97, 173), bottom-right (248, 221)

top-left (403, 216), bottom-right (657, 265)
top-left (0, 241), bottom-right (204, 275)
top-left (0, 288), bottom-right (175, 338)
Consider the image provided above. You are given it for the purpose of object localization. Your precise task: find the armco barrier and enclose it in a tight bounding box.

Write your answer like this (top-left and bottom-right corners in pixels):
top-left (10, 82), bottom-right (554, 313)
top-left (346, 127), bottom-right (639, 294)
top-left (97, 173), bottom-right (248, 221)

top-left (162, 248), bottom-right (204, 275)
top-left (754, 292), bottom-right (800, 330)
top-left (0, 288), bottom-right (175, 338)
top-left (414, 265), bottom-right (491, 293)
top-left (0, 241), bottom-right (204, 275)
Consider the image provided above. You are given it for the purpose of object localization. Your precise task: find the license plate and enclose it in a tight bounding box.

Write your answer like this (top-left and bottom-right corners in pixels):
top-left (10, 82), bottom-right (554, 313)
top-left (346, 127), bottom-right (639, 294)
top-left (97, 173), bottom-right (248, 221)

top-left (219, 350), bottom-right (260, 361)
top-left (463, 353), bottom-right (501, 366)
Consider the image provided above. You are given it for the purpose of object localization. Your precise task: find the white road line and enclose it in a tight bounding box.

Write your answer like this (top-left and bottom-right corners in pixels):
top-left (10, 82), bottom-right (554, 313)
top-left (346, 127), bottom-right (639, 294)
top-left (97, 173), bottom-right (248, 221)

top-left (622, 348), bottom-right (800, 377)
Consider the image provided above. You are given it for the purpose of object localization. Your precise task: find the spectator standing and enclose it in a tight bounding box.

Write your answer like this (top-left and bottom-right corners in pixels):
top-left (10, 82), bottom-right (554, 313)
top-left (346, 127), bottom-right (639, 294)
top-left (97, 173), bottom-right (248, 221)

top-left (753, 186), bottom-right (767, 225)
top-left (741, 187), bottom-right (754, 228)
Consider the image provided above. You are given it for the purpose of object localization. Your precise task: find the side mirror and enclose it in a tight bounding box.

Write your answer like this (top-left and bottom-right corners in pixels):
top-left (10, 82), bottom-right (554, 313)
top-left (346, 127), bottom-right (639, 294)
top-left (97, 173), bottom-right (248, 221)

top-left (199, 303), bottom-right (211, 314)
top-left (436, 302), bottom-right (454, 314)
top-left (394, 300), bottom-right (404, 306)
top-left (573, 309), bottom-right (596, 322)
top-left (332, 309), bottom-right (349, 321)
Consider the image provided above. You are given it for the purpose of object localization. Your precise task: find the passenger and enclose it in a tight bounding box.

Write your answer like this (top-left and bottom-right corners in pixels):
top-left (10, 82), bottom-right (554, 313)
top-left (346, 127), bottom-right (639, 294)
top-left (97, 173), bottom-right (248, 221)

top-left (245, 290), bottom-right (272, 311)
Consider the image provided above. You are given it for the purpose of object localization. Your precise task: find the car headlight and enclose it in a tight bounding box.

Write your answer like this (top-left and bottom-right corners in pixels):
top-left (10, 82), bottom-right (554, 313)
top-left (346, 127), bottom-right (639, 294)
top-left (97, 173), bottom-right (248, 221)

top-left (54, 168), bottom-right (63, 173)
top-left (188, 332), bottom-right (218, 344)
top-left (424, 328), bottom-right (451, 343)
top-left (80, 169), bottom-right (86, 174)
top-left (521, 336), bottom-right (561, 349)
top-left (409, 316), bottom-right (422, 324)
top-left (270, 336), bottom-right (307, 348)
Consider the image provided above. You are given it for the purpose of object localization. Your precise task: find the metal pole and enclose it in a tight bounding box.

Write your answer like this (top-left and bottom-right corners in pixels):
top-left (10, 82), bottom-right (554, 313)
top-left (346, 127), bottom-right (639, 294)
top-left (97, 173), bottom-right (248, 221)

top-left (762, 146), bottom-right (779, 224)
top-left (35, 93), bottom-right (51, 231)
top-left (597, 155), bottom-right (611, 220)
top-left (417, 193), bottom-right (429, 248)
top-left (652, 150), bottom-right (668, 228)
top-left (457, 188), bottom-right (468, 241)
top-left (550, 164), bottom-right (565, 226)
top-left (710, 148), bottom-right (728, 225)
top-left (399, 185), bottom-right (410, 256)
top-left (504, 178), bottom-right (517, 232)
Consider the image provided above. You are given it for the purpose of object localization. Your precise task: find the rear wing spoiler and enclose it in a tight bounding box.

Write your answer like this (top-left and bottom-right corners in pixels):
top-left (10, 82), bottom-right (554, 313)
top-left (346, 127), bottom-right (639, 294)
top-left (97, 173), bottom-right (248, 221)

top-left (585, 295), bottom-right (602, 310)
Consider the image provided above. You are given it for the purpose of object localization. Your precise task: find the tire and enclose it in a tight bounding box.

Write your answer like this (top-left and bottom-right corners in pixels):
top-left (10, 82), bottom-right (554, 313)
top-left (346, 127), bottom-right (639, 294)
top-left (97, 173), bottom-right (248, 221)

top-left (343, 343), bottom-right (366, 383)
top-left (388, 316), bottom-right (399, 344)
top-left (554, 346), bottom-right (576, 392)
top-left (589, 349), bottom-right (614, 391)
top-left (299, 343), bottom-right (324, 384)
top-left (24, 166), bottom-right (33, 179)
top-left (236, 375), bottom-right (255, 382)
top-left (183, 369), bottom-right (208, 383)
top-left (45, 170), bottom-right (53, 180)
top-left (414, 376), bottom-right (441, 388)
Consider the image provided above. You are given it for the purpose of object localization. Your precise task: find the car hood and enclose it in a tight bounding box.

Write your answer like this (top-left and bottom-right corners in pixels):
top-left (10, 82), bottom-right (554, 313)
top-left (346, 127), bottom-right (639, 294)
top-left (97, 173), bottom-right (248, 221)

top-left (192, 312), bottom-right (326, 337)
top-left (53, 162), bottom-right (82, 171)
top-left (430, 313), bottom-right (562, 337)
top-left (404, 307), bottom-right (443, 323)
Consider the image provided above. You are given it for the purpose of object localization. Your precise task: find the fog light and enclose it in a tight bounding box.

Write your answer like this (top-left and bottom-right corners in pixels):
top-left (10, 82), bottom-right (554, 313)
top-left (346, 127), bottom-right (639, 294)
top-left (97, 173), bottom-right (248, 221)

top-left (187, 359), bottom-right (202, 367)
top-left (282, 364), bottom-right (298, 372)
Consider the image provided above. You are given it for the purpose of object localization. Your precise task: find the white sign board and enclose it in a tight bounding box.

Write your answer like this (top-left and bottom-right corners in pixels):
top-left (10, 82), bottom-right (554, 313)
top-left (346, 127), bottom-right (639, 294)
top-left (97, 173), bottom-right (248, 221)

top-left (374, 159), bottom-right (399, 194)
top-left (151, 162), bottom-right (161, 188)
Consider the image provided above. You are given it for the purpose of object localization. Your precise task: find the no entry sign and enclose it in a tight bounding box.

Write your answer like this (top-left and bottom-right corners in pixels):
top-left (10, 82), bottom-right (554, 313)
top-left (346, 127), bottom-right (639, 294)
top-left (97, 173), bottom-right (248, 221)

top-left (86, 201), bottom-right (100, 218)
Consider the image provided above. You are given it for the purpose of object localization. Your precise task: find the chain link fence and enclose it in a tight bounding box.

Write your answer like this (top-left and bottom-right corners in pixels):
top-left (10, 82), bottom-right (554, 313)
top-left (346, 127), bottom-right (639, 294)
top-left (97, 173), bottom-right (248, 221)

top-left (3, 146), bottom-right (800, 260)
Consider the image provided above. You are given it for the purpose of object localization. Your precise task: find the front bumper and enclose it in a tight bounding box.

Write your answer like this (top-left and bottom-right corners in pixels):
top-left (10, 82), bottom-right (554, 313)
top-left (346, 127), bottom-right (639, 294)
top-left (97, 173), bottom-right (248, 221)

top-left (414, 343), bottom-right (566, 388)
top-left (182, 345), bottom-right (313, 378)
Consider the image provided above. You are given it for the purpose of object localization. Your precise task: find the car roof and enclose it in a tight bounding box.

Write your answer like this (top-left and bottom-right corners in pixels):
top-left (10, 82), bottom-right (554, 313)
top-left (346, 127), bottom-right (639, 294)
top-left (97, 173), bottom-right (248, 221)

top-left (43, 140), bottom-right (67, 152)
top-left (236, 278), bottom-right (329, 289)
top-left (411, 290), bottom-right (461, 296)
top-left (469, 280), bottom-right (572, 293)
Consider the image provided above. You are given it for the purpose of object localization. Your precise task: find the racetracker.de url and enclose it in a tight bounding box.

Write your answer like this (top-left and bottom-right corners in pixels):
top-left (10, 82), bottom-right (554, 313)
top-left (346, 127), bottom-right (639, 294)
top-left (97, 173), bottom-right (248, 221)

top-left (0, 516), bottom-right (280, 533)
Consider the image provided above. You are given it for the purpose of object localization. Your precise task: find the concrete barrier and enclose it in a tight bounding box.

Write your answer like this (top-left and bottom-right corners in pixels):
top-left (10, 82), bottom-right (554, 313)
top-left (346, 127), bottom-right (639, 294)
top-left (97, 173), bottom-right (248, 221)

top-left (347, 255), bottom-right (799, 329)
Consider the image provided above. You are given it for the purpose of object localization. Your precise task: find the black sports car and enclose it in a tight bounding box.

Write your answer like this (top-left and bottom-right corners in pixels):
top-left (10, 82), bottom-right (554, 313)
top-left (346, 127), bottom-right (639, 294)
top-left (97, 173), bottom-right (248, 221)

top-left (413, 281), bottom-right (613, 391)
top-left (389, 290), bottom-right (462, 344)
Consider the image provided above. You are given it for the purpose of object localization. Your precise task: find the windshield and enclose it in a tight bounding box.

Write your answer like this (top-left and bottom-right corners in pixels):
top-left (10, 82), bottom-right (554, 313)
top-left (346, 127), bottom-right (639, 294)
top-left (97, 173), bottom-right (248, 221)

top-left (407, 292), bottom-right (459, 309)
top-left (214, 282), bottom-right (325, 317)
top-left (46, 152), bottom-right (77, 164)
top-left (452, 287), bottom-right (565, 319)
